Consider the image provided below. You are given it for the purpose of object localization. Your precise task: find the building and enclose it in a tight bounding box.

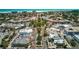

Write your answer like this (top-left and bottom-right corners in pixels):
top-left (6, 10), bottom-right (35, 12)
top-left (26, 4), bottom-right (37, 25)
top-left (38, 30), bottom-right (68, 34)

top-left (1, 22), bottom-right (25, 29)
top-left (72, 32), bottom-right (79, 43)
top-left (48, 30), bottom-right (64, 45)
top-left (12, 27), bottom-right (33, 48)
top-left (12, 35), bottom-right (29, 47)
top-left (0, 29), bottom-right (9, 47)
top-left (53, 36), bottom-right (64, 45)
top-left (64, 27), bottom-right (79, 44)
top-left (47, 19), bottom-right (71, 25)
top-left (19, 27), bottom-right (33, 35)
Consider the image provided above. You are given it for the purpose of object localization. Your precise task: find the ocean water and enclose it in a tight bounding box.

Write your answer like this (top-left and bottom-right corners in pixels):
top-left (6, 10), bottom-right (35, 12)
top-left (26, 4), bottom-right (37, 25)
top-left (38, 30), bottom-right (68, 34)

top-left (0, 9), bottom-right (77, 13)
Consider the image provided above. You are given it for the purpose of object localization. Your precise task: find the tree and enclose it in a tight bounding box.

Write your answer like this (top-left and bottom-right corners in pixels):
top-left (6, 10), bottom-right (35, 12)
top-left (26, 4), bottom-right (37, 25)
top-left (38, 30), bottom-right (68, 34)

top-left (2, 40), bottom-right (9, 49)
top-left (30, 18), bottom-right (47, 27)
top-left (70, 40), bottom-right (76, 47)
top-left (37, 34), bottom-right (41, 41)
top-left (36, 41), bottom-right (41, 45)
top-left (49, 38), bottom-right (54, 42)
top-left (44, 30), bottom-right (48, 37)
top-left (36, 34), bottom-right (42, 45)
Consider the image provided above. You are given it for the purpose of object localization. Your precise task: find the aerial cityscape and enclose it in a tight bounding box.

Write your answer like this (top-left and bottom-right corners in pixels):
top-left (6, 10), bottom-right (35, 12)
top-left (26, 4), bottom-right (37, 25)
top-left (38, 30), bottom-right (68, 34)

top-left (0, 9), bottom-right (79, 49)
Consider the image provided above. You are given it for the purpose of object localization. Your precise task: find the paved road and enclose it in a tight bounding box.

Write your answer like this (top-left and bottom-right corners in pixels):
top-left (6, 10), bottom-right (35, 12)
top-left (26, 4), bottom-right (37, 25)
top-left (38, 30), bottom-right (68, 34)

top-left (42, 37), bottom-right (48, 49)
top-left (29, 28), bottom-right (37, 49)
top-left (64, 39), bottom-right (72, 48)
top-left (7, 33), bottom-right (19, 48)
top-left (60, 30), bottom-right (72, 48)
top-left (41, 25), bottom-right (48, 49)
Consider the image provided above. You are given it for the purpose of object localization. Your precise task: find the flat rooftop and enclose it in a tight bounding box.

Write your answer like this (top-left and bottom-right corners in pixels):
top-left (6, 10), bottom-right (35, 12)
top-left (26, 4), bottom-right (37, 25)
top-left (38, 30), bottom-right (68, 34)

top-left (65, 27), bottom-right (78, 32)
top-left (12, 34), bottom-right (29, 45)
top-left (74, 34), bottom-right (79, 40)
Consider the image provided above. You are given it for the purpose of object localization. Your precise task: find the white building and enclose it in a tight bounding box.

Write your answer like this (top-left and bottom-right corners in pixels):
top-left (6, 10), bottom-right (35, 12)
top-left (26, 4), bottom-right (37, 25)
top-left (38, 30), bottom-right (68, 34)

top-left (53, 36), bottom-right (64, 44)
top-left (19, 27), bottom-right (33, 34)
top-left (12, 27), bottom-right (33, 47)
top-left (48, 27), bottom-right (64, 44)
